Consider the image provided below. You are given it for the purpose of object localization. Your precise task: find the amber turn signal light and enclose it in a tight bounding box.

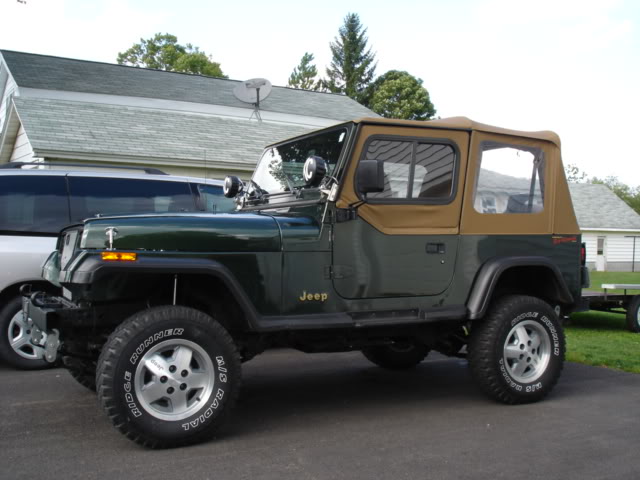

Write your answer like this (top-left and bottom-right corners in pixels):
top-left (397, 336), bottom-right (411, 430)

top-left (101, 252), bottom-right (137, 262)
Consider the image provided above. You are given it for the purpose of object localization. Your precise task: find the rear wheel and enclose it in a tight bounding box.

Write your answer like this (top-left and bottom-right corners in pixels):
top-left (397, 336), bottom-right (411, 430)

top-left (469, 295), bottom-right (565, 404)
top-left (0, 297), bottom-right (50, 370)
top-left (96, 305), bottom-right (241, 448)
top-left (362, 342), bottom-right (430, 370)
top-left (625, 296), bottom-right (640, 333)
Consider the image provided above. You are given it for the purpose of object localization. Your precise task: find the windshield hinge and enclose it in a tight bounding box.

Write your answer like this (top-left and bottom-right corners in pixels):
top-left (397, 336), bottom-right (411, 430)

top-left (335, 207), bottom-right (358, 223)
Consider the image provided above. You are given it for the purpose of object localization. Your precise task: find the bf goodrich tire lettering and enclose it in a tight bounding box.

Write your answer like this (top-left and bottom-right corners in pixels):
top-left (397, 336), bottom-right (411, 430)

top-left (468, 295), bottom-right (565, 404)
top-left (96, 306), bottom-right (241, 448)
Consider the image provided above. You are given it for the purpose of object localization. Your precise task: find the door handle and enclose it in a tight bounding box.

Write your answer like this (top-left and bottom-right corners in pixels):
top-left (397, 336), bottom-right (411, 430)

top-left (426, 243), bottom-right (446, 254)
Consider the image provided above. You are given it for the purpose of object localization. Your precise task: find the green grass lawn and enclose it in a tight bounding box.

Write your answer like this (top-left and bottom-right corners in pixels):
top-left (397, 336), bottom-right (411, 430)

top-left (566, 271), bottom-right (640, 374)
top-left (585, 271), bottom-right (640, 293)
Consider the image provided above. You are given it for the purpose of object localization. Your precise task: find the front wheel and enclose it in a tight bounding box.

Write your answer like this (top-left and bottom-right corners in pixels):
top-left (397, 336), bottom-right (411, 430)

top-left (625, 296), bottom-right (640, 333)
top-left (468, 295), bottom-right (565, 404)
top-left (96, 306), bottom-right (241, 448)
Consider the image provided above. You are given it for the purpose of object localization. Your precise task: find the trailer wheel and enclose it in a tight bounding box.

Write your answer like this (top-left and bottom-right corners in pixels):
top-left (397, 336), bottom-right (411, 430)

top-left (625, 296), bottom-right (640, 333)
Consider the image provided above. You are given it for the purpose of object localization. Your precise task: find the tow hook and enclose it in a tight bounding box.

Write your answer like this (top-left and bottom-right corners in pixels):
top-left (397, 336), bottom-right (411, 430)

top-left (43, 329), bottom-right (60, 363)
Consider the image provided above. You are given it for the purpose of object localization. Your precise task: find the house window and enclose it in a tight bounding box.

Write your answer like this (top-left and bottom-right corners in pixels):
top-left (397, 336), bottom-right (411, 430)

top-left (474, 141), bottom-right (544, 214)
top-left (597, 236), bottom-right (605, 255)
top-left (481, 196), bottom-right (497, 213)
top-left (363, 138), bottom-right (456, 202)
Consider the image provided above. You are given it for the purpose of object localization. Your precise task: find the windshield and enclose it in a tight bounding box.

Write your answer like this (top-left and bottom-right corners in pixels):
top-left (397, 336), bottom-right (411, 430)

top-left (252, 127), bottom-right (349, 194)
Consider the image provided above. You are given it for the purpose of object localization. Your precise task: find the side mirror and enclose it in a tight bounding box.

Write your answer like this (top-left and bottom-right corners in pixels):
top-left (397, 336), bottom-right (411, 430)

top-left (356, 160), bottom-right (385, 195)
top-left (223, 175), bottom-right (243, 198)
top-left (303, 156), bottom-right (327, 187)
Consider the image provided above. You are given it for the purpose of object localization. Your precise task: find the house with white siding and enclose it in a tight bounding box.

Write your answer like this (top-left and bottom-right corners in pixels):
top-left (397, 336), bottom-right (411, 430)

top-left (569, 183), bottom-right (640, 272)
top-left (0, 50), bottom-right (375, 178)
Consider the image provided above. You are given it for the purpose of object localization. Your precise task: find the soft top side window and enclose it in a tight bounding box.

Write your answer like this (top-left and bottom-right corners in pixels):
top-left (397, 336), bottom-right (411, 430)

top-left (361, 137), bottom-right (457, 204)
top-left (474, 142), bottom-right (545, 214)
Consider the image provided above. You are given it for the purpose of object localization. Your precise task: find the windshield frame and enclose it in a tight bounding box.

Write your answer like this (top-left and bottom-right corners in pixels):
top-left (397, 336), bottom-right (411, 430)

top-left (248, 123), bottom-right (355, 206)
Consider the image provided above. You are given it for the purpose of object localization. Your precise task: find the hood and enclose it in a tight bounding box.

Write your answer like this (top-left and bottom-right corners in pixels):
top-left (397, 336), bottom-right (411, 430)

top-left (80, 213), bottom-right (281, 252)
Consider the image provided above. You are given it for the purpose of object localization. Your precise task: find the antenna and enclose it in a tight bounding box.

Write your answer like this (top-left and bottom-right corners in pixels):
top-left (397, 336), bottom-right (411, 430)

top-left (233, 78), bottom-right (272, 121)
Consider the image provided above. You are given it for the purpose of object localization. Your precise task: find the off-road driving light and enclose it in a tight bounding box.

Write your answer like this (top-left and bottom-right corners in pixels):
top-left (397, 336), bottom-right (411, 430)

top-left (101, 252), bottom-right (137, 262)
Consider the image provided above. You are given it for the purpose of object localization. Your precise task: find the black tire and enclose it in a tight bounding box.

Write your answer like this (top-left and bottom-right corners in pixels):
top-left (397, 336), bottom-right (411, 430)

top-left (96, 305), bottom-right (241, 448)
top-left (468, 295), bottom-right (565, 405)
top-left (626, 296), bottom-right (640, 333)
top-left (362, 342), bottom-right (430, 370)
top-left (63, 356), bottom-right (97, 391)
top-left (0, 297), bottom-right (50, 370)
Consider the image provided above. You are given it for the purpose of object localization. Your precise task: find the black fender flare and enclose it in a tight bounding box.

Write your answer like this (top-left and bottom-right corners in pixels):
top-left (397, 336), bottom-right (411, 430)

top-left (68, 255), bottom-right (261, 331)
top-left (466, 256), bottom-right (575, 320)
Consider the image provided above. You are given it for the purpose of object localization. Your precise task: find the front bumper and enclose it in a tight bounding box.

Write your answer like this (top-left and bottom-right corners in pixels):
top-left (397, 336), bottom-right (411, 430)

top-left (20, 287), bottom-right (84, 363)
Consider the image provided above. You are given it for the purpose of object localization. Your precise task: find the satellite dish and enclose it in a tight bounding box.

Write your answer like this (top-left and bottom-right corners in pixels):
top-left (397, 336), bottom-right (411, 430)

top-left (233, 78), bottom-right (272, 106)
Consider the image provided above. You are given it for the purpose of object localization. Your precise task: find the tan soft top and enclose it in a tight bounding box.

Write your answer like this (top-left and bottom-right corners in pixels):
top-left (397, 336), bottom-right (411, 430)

top-left (354, 116), bottom-right (561, 147)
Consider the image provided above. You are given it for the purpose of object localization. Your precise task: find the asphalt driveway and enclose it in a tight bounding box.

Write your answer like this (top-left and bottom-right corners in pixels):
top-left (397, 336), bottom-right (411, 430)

top-left (1, 350), bottom-right (638, 480)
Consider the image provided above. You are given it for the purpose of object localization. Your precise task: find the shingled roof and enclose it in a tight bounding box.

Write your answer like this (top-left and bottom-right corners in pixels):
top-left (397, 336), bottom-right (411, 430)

top-left (13, 97), bottom-right (311, 170)
top-left (1, 50), bottom-right (374, 121)
top-left (569, 183), bottom-right (640, 230)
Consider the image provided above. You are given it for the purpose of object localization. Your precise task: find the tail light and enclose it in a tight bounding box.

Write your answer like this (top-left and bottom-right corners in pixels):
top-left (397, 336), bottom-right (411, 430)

top-left (580, 242), bottom-right (586, 266)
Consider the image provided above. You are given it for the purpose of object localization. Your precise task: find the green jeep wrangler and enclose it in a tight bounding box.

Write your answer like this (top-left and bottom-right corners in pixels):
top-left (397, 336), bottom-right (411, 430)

top-left (24, 117), bottom-right (584, 448)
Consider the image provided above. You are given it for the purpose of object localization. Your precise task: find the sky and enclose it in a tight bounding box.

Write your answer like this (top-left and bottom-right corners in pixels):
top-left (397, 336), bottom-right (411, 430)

top-left (1, 0), bottom-right (639, 185)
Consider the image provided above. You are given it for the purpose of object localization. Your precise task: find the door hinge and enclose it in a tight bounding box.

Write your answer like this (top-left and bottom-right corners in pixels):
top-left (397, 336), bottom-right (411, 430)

top-left (325, 265), bottom-right (354, 279)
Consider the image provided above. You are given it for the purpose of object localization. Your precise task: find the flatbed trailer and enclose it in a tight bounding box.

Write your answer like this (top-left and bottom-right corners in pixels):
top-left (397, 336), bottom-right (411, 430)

top-left (581, 284), bottom-right (640, 333)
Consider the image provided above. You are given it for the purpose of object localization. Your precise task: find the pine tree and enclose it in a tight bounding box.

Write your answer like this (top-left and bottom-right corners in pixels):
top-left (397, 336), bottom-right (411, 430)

top-left (287, 52), bottom-right (320, 90)
top-left (325, 13), bottom-right (377, 102)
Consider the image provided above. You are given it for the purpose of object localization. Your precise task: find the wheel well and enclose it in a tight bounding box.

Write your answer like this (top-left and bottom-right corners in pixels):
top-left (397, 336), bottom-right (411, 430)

top-left (490, 266), bottom-right (565, 309)
top-left (92, 272), bottom-right (252, 336)
top-left (175, 274), bottom-right (249, 335)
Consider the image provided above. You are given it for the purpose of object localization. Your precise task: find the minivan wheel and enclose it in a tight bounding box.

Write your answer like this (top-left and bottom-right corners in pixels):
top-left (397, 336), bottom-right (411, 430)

top-left (468, 295), bottom-right (565, 404)
top-left (96, 306), bottom-right (241, 448)
top-left (0, 297), bottom-right (50, 370)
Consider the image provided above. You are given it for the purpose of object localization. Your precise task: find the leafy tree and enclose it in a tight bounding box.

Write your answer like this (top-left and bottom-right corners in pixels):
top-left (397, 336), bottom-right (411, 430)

top-left (367, 70), bottom-right (436, 120)
top-left (325, 13), bottom-right (377, 102)
top-left (592, 176), bottom-right (640, 215)
top-left (288, 52), bottom-right (320, 90)
top-left (565, 163), bottom-right (588, 183)
top-left (117, 33), bottom-right (226, 78)
top-left (564, 165), bottom-right (640, 214)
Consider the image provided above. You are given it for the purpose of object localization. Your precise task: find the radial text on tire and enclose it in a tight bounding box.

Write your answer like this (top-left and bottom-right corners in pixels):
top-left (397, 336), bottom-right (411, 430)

top-left (468, 295), bottom-right (565, 404)
top-left (96, 305), bottom-right (241, 448)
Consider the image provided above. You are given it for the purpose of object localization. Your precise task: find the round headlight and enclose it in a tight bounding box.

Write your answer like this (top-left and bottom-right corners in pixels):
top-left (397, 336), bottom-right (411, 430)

top-left (303, 156), bottom-right (327, 187)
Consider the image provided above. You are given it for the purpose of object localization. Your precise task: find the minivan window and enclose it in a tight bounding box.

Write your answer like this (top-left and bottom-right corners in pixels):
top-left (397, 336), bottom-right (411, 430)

top-left (0, 176), bottom-right (69, 234)
top-left (197, 184), bottom-right (237, 213)
top-left (69, 177), bottom-right (195, 221)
